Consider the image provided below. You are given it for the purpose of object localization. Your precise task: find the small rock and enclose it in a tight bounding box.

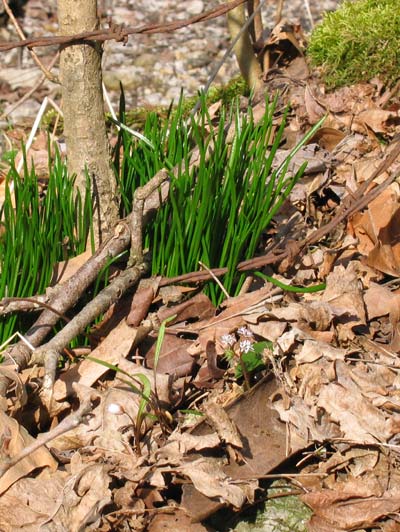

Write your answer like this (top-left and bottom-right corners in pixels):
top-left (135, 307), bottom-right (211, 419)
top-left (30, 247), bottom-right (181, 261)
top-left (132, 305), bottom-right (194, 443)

top-left (185, 1), bottom-right (204, 15)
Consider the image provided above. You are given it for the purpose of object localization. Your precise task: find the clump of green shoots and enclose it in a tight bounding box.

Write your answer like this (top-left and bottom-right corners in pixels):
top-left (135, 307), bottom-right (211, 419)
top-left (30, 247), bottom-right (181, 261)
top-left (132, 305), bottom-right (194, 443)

top-left (117, 92), bottom-right (323, 305)
top-left (0, 148), bottom-right (93, 345)
top-left (307, 0), bottom-right (399, 88)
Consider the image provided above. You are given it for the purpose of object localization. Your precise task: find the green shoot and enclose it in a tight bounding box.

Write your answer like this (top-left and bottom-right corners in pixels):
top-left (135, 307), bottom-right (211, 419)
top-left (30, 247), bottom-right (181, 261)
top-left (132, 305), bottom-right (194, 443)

top-left (153, 314), bottom-right (176, 402)
top-left (0, 145), bottom-right (92, 345)
top-left (116, 91), bottom-right (324, 305)
top-left (255, 272), bottom-right (326, 293)
top-left (88, 356), bottom-right (161, 455)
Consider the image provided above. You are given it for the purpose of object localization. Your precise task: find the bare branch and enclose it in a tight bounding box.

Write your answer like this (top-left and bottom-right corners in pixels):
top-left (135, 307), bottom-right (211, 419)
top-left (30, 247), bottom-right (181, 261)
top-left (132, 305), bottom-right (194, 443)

top-left (0, 385), bottom-right (95, 478)
top-left (1, 0), bottom-right (59, 82)
top-left (0, 0), bottom-right (248, 52)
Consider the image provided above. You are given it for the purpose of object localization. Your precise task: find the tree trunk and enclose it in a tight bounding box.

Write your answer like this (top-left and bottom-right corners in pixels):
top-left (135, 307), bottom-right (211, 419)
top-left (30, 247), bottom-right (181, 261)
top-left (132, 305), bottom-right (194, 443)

top-left (57, 0), bottom-right (119, 244)
top-left (226, 2), bottom-right (263, 92)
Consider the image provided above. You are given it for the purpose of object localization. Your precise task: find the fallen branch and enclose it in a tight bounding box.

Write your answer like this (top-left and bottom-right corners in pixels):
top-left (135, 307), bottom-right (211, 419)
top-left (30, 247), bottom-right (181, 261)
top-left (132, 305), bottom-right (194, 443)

top-left (32, 265), bottom-right (146, 392)
top-left (0, 0), bottom-right (247, 52)
top-left (161, 139), bottom-right (400, 281)
top-left (1, 134), bottom-right (398, 401)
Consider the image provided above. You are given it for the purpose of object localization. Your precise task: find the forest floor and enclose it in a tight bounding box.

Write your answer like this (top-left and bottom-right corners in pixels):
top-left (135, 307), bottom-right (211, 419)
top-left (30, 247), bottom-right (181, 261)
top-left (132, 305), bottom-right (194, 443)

top-left (1, 1), bottom-right (400, 532)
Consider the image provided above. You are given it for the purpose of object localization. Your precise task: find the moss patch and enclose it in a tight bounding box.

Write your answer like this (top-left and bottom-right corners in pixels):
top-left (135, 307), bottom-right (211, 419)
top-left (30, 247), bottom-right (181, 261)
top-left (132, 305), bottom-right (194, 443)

top-left (307, 0), bottom-right (400, 88)
top-left (42, 75), bottom-right (248, 132)
top-left (122, 75), bottom-right (248, 129)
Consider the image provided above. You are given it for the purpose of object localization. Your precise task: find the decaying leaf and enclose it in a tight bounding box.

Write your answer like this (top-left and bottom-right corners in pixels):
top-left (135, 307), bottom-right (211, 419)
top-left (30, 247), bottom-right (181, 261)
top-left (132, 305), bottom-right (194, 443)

top-left (52, 317), bottom-right (138, 404)
top-left (352, 184), bottom-right (400, 276)
top-left (302, 482), bottom-right (400, 531)
top-left (179, 457), bottom-right (254, 509)
top-left (0, 411), bottom-right (57, 495)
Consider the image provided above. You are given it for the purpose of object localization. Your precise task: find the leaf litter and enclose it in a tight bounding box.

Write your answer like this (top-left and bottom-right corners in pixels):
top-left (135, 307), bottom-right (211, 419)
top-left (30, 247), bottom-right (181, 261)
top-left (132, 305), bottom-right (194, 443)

top-left (1, 15), bottom-right (400, 532)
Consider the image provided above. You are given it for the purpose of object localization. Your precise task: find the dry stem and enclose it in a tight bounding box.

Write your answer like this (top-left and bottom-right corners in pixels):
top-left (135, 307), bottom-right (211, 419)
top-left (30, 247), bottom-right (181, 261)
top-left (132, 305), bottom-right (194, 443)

top-left (2, 0), bottom-right (59, 83)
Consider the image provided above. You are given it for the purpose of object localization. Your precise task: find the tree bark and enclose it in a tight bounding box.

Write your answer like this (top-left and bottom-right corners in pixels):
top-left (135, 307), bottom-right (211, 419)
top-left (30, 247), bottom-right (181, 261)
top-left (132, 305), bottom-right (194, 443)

top-left (226, 1), bottom-right (263, 92)
top-left (57, 0), bottom-right (119, 243)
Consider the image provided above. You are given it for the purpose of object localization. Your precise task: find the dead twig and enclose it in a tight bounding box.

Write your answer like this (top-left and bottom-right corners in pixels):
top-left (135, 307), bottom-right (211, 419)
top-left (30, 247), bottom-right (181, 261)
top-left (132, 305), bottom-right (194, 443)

top-left (0, 122), bottom-right (227, 397)
top-left (0, 296), bottom-right (71, 322)
top-left (275, 0), bottom-right (284, 24)
top-left (0, 0), bottom-right (248, 52)
top-left (1, 0), bottom-right (59, 82)
top-left (191, 0), bottom-right (265, 115)
top-left (1, 131), bottom-right (398, 403)
top-left (0, 52), bottom-right (59, 119)
top-left (160, 139), bottom-right (400, 283)
top-left (247, 0), bottom-right (263, 43)
top-left (0, 384), bottom-right (94, 479)
top-left (303, 0), bottom-right (314, 28)
top-left (128, 169), bottom-right (170, 267)
top-left (32, 264), bottom-right (145, 392)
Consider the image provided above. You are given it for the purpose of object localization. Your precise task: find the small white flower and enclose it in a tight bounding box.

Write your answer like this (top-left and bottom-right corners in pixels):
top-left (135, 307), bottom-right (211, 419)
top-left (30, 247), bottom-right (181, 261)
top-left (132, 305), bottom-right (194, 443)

top-left (220, 333), bottom-right (236, 347)
top-left (237, 327), bottom-right (254, 338)
top-left (107, 403), bottom-right (124, 415)
top-left (239, 339), bottom-right (254, 354)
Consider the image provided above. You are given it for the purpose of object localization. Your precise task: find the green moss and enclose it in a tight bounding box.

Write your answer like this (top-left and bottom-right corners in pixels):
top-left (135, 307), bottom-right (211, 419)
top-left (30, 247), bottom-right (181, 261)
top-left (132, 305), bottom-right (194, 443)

top-left (42, 76), bottom-right (248, 132)
top-left (122, 75), bottom-right (248, 129)
top-left (209, 482), bottom-right (312, 531)
top-left (307, 0), bottom-right (400, 88)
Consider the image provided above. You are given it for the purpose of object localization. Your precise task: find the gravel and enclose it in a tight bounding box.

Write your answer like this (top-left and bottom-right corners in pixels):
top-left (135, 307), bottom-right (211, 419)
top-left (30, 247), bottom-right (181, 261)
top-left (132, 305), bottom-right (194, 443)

top-left (0, 0), bottom-right (340, 121)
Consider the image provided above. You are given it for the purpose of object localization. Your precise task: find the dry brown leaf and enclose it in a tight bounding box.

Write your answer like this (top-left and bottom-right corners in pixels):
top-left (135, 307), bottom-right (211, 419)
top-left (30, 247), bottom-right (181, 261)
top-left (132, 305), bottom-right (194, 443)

top-left (167, 431), bottom-right (220, 453)
top-left (307, 127), bottom-right (346, 151)
top-left (355, 108), bottom-right (399, 134)
top-left (181, 484), bottom-right (225, 523)
top-left (352, 155), bottom-right (386, 184)
top-left (51, 363), bottom-right (170, 452)
top-left (179, 458), bottom-right (255, 509)
top-left (284, 55), bottom-right (309, 80)
top-left (336, 358), bottom-right (395, 397)
top-left (0, 411), bottom-right (57, 495)
top-left (381, 521), bottom-right (400, 532)
top-left (352, 185), bottom-right (400, 276)
top-left (52, 317), bottom-right (138, 403)
top-left (203, 401), bottom-right (242, 449)
top-left (272, 393), bottom-right (340, 448)
top-left (322, 264), bottom-right (366, 325)
top-left (144, 334), bottom-right (195, 377)
top-left (302, 484), bottom-right (400, 531)
top-left (367, 206), bottom-right (400, 276)
top-left (249, 320), bottom-right (286, 342)
top-left (193, 285), bottom-right (275, 353)
top-left (51, 249), bottom-right (92, 286)
top-left (317, 382), bottom-right (390, 443)
top-left (0, 473), bottom-right (67, 531)
top-left (346, 448), bottom-right (380, 477)
top-left (149, 511), bottom-right (209, 532)
top-left (319, 85), bottom-right (360, 113)
top-left (296, 339), bottom-right (346, 364)
top-left (304, 84), bottom-right (326, 123)
top-left (305, 516), bottom-right (345, 532)
top-left (64, 458), bottom-right (112, 532)
top-left (271, 143), bottom-right (331, 176)
top-left (157, 292), bottom-right (215, 325)
top-left (181, 377), bottom-right (290, 522)
top-left (156, 285), bottom-right (196, 305)
top-left (126, 277), bottom-right (160, 326)
top-left (364, 282), bottom-right (400, 319)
